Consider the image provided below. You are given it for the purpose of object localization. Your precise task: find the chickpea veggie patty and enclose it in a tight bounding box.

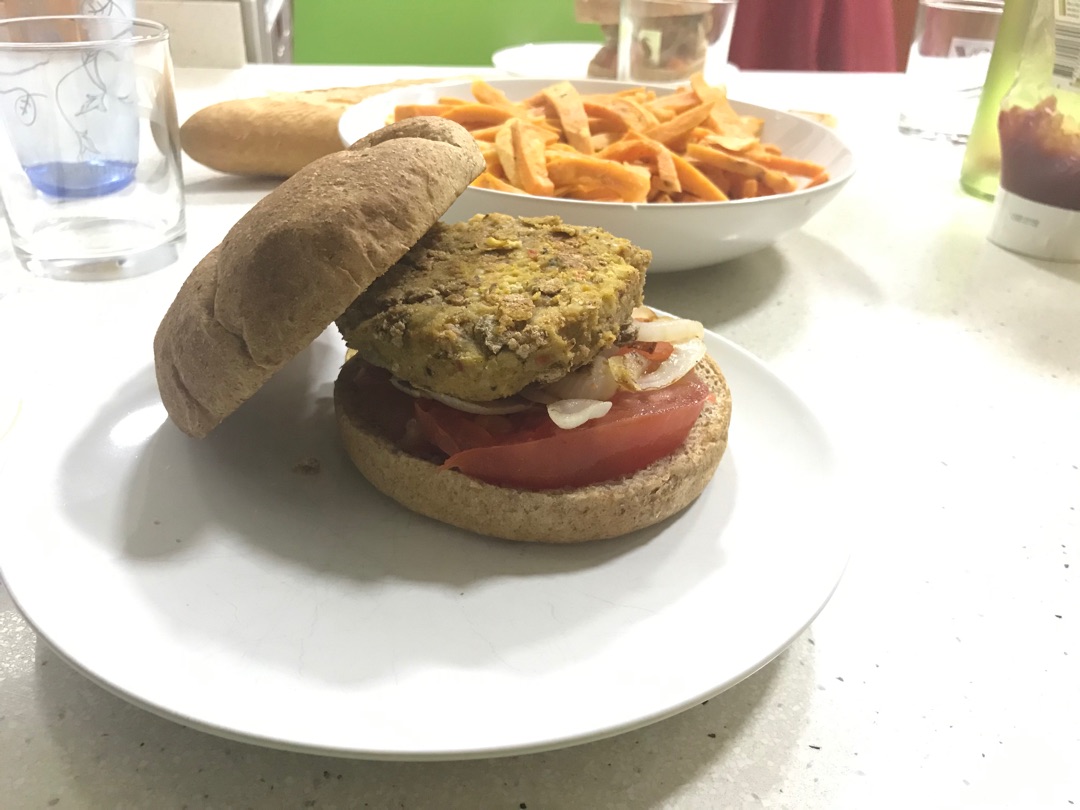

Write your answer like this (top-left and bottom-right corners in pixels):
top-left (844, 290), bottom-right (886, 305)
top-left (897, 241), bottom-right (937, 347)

top-left (336, 213), bottom-right (650, 402)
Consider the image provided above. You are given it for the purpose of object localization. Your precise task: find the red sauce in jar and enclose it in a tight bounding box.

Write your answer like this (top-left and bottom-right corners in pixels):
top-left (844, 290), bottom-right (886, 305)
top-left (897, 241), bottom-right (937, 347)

top-left (998, 97), bottom-right (1080, 212)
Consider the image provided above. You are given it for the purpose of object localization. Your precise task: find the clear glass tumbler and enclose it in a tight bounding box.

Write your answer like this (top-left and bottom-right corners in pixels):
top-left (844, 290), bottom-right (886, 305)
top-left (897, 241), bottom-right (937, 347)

top-left (0, 16), bottom-right (185, 280)
top-left (575, 0), bottom-right (738, 84)
top-left (898, 0), bottom-right (1004, 143)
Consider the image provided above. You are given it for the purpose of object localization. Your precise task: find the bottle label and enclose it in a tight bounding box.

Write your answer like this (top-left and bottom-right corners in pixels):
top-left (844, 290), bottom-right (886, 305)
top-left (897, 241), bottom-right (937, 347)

top-left (1054, 0), bottom-right (1080, 88)
top-left (989, 189), bottom-right (1080, 262)
top-left (948, 37), bottom-right (995, 58)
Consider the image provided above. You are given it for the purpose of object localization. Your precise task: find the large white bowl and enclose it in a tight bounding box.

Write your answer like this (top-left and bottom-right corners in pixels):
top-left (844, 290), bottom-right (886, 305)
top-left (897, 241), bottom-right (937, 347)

top-left (339, 78), bottom-right (855, 273)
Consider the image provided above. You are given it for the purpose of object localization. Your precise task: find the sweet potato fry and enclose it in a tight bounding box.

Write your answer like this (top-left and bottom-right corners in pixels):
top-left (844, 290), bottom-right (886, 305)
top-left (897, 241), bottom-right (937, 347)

top-left (669, 151), bottom-right (728, 201)
top-left (702, 133), bottom-right (759, 153)
top-left (590, 131), bottom-right (621, 151)
top-left (393, 104), bottom-right (450, 121)
top-left (703, 91), bottom-right (764, 138)
top-left (582, 97), bottom-right (658, 132)
top-left (582, 104), bottom-right (631, 134)
top-left (689, 73), bottom-right (724, 106)
top-left (598, 135), bottom-right (680, 195)
top-left (564, 186), bottom-right (630, 202)
top-left (695, 163), bottom-right (734, 198)
top-left (686, 143), bottom-right (764, 177)
top-left (470, 80), bottom-right (515, 109)
top-left (478, 141), bottom-right (502, 175)
top-left (649, 106), bottom-right (677, 123)
top-left (687, 143), bottom-right (793, 193)
top-left (743, 151), bottom-right (827, 178)
top-left (586, 115), bottom-right (624, 135)
top-left (494, 125), bottom-right (520, 189)
top-left (759, 168), bottom-right (797, 194)
top-left (470, 125), bottom-right (502, 142)
top-left (441, 104), bottom-right (521, 128)
top-left (475, 120), bottom-right (558, 144)
top-left (541, 81), bottom-right (593, 154)
top-left (804, 171), bottom-right (831, 189)
top-left (547, 153), bottom-right (651, 203)
top-left (508, 119), bottom-right (554, 196)
top-left (474, 171), bottom-right (527, 194)
top-left (647, 90), bottom-right (702, 115)
top-left (743, 116), bottom-right (766, 137)
top-left (735, 178), bottom-right (759, 199)
top-left (644, 101), bottom-right (717, 149)
top-left (528, 116), bottom-right (565, 136)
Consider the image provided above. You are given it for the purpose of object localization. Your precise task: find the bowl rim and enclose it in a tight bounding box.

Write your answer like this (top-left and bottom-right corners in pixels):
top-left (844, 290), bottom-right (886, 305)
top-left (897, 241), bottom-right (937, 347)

top-left (338, 76), bottom-right (856, 209)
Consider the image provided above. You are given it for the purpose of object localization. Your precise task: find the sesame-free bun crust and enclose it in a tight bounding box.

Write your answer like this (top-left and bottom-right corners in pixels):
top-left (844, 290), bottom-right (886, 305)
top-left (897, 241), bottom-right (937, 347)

top-left (334, 353), bottom-right (732, 543)
top-left (154, 117), bottom-right (485, 438)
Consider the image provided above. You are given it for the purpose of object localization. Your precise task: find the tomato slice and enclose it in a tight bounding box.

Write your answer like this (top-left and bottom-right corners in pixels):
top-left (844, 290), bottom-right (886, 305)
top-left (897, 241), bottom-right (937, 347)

top-left (415, 372), bottom-right (710, 490)
top-left (347, 358), bottom-right (711, 491)
top-left (413, 405), bottom-right (501, 455)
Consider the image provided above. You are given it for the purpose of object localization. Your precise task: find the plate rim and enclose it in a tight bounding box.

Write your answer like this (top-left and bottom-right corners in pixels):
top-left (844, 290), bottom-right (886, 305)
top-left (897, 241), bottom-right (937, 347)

top-left (5, 557), bottom-right (846, 761)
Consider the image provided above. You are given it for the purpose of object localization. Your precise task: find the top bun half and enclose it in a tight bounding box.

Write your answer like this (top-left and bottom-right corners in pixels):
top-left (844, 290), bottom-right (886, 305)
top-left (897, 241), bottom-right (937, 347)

top-left (154, 117), bottom-right (485, 438)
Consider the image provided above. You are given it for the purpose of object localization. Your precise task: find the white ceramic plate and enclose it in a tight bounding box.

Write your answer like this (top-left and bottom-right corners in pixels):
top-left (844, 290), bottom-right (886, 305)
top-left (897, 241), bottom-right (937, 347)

top-left (339, 78), bottom-right (854, 273)
top-left (491, 41), bottom-right (739, 84)
top-left (0, 305), bottom-right (845, 760)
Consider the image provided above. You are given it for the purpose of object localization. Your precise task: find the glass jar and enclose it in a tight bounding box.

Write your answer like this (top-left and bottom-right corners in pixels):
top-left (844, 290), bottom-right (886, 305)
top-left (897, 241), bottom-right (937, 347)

top-left (986, 0), bottom-right (1080, 260)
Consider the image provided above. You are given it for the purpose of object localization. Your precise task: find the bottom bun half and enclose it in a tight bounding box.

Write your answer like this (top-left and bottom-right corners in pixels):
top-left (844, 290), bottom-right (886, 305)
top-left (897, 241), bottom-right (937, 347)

top-left (333, 354), bottom-right (732, 543)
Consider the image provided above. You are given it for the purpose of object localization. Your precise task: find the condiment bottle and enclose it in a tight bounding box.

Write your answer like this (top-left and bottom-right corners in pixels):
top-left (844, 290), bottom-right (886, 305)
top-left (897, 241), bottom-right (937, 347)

top-left (987, 0), bottom-right (1080, 261)
top-left (959, 0), bottom-right (1036, 199)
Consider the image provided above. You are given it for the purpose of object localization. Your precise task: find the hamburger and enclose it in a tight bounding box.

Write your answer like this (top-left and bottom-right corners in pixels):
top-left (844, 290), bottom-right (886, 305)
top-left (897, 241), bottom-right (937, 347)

top-left (154, 117), bottom-right (731, 543)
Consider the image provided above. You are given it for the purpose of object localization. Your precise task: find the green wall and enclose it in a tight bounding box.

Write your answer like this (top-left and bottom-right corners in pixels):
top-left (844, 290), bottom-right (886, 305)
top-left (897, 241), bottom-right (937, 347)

top-left (293, 0), bottom-right (602, 66)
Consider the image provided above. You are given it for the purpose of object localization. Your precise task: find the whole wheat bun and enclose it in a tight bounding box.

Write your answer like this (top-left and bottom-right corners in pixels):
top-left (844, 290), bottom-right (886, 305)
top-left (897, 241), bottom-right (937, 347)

top-left (334, 353), bottom-right (732, 543)
top-left (180, 81), bottom-right (438, 178)
top-left (154, 117), bottom-right (485, 438)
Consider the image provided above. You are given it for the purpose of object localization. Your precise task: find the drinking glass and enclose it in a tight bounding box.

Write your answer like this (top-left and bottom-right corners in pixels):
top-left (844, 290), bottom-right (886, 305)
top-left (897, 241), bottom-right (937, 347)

top-left (0, 16), bottom-right (185, 280)
top-left (898, 0), bottom-right (1005, 143)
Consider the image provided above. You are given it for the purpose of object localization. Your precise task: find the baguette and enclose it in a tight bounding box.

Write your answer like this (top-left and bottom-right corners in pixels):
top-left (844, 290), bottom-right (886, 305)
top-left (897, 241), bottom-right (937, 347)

top-left (180, 81), bottom-right (439, 178)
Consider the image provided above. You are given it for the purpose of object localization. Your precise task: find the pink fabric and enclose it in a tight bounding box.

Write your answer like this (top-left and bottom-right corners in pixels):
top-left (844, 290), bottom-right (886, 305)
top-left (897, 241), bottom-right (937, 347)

top-left (729, 0), bottom-right (898, 72)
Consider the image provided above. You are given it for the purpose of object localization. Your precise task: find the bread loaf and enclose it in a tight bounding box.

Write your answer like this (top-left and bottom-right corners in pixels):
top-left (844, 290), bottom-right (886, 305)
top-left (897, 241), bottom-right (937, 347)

top-left (180, 81), bottom-right (438, 178)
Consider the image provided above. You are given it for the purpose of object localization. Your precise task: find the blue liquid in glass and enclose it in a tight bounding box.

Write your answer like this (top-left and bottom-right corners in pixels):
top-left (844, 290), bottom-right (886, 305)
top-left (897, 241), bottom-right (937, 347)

top-left (24, 160), bottom-right (137, 199)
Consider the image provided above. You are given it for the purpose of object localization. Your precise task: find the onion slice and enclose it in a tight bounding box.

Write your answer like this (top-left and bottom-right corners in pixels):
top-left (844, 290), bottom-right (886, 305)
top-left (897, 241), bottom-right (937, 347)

top-left (547, 398), bottom-right (613, 429)
top-left (634, 316), bottom-right (704, 344)
top-left (609, 337), bottom-right (707, 391)
top-left (390, 377), bottom-right (533, 415)
top-left (542, 357), bottom-right (619, 402)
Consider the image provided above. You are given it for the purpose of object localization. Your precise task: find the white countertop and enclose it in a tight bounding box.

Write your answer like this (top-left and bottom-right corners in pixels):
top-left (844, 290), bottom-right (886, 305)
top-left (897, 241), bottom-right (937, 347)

top-left (1, 65), bottom-right (1078, 809)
